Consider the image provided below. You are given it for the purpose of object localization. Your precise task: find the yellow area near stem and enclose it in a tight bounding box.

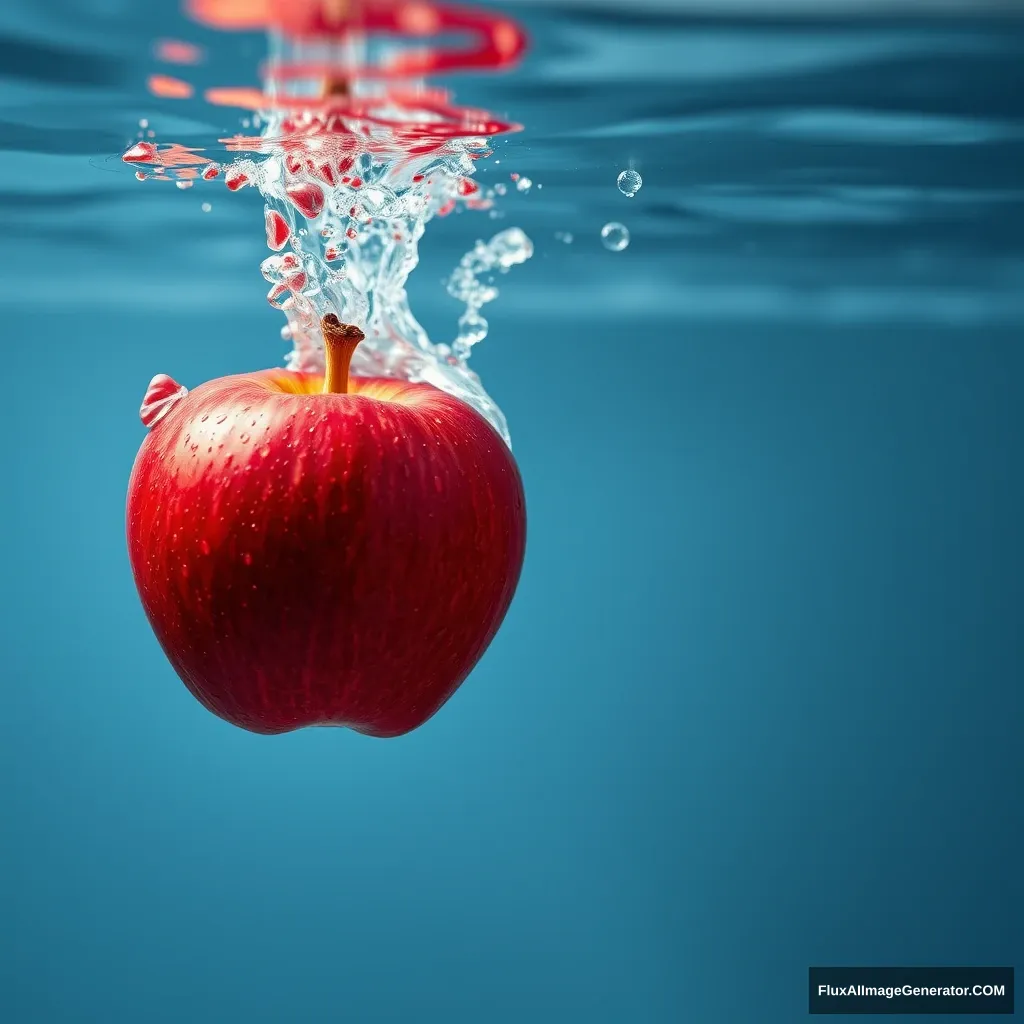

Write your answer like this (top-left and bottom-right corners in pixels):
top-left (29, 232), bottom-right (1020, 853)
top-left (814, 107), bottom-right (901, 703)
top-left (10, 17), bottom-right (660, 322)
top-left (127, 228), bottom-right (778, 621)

top-left (260, 371), bottom-right (422, 406)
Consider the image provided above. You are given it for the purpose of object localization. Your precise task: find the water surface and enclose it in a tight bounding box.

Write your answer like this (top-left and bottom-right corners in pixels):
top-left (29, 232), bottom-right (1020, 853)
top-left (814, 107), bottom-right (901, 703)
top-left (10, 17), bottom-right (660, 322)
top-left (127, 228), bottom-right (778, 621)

top-left (0, 2), bottom-right (1021, 1022)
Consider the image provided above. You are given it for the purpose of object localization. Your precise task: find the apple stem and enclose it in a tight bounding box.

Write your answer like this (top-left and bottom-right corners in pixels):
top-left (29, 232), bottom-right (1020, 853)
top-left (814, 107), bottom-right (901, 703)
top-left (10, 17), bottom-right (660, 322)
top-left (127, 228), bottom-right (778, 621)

top-left (321, 314), bottom-right (365, 395)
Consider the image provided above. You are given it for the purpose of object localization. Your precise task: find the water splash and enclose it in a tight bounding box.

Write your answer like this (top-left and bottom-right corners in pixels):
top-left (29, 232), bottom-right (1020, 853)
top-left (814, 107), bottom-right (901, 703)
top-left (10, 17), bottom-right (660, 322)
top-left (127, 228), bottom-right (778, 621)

top-left (448, 228), bottom-right (534, 360)
top-left (125, 1), bottom-right (533, 446)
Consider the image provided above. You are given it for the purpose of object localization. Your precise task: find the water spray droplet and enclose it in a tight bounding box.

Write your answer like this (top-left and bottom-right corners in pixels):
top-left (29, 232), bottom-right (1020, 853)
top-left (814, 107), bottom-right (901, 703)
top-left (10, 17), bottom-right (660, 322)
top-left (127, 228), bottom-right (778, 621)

top-left (515, 176), bottom-right (532, 193)
top-left (201, 202), bottom-right (212, 213)
top-left (601, 222), bottom-right (630, 251)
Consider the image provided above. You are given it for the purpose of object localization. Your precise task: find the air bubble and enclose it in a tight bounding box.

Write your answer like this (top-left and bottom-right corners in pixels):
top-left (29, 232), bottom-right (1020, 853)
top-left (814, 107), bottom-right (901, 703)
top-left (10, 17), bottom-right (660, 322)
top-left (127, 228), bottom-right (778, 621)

top-left (601, 222), bottom-right (630, 252)
top-left (616, 169), bottom-right (642, 198)
top-left (515, 176), bottom-right (532, 193)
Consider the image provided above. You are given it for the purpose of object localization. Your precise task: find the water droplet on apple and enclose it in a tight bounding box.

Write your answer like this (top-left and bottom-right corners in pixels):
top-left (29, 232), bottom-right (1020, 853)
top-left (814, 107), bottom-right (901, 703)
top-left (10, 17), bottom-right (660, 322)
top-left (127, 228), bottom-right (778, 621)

top-left (200, 539), bottom-right (210, 555)
top-left (243, 553), bottom-right (253, 565)
top-left (240, 432), bottom-right (251, 443)
top-left (259, 445), bottom-right (271, 457)
top-left (140, 374), bottom-right (188, 428)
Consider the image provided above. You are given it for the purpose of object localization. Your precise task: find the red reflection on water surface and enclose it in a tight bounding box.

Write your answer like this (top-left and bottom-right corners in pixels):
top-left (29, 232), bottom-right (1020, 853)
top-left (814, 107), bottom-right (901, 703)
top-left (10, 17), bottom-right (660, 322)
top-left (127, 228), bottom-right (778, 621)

top-left (135, 0), bottom-right (527, 174)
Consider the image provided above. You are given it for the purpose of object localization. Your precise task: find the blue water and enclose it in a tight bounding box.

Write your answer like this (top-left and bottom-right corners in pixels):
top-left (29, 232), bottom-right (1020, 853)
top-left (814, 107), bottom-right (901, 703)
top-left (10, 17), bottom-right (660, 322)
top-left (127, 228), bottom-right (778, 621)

top-left (1, 1), bottom-right (1022, 1021)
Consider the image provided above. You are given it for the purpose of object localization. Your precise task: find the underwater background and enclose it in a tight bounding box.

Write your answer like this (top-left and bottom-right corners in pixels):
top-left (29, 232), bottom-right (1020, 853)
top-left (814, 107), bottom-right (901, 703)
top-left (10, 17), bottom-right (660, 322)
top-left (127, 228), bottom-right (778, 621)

top-left (1, 0), bottom-right (1021, 1021)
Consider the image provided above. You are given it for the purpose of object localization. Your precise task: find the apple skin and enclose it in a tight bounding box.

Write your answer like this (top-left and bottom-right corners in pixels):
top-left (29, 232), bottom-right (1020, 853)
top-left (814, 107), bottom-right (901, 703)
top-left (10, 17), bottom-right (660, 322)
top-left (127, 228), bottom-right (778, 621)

top-left (126, 368), bottom-right (526, 737)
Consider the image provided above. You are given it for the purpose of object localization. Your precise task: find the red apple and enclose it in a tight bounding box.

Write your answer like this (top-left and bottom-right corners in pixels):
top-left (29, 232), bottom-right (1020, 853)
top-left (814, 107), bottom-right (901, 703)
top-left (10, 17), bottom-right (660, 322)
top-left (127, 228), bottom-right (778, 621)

top-left (126, 315), bottom-right (526, 736)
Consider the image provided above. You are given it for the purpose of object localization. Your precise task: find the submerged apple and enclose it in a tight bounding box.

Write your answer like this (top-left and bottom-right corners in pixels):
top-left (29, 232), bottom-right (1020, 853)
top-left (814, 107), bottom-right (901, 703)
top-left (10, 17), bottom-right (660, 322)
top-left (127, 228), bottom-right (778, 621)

top-left (126, 315), bottom-right (526, 736)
